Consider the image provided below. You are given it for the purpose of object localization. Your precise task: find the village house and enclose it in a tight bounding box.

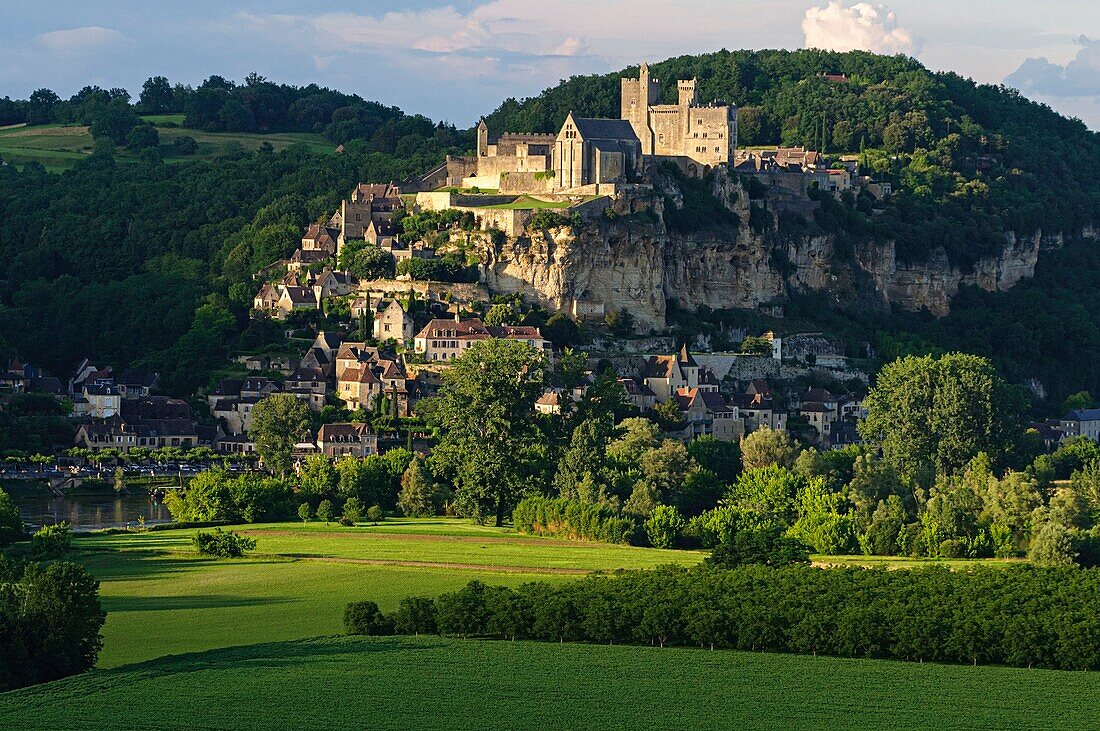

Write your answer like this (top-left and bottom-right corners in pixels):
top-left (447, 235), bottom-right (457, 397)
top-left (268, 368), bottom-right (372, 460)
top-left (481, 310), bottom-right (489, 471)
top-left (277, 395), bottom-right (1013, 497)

top-left (329, 183), bottom-right (404, 251)
top-left (313, 269), bottom-right (358, 300)
top-left (642, 346), bottom-right (719, 403)
top-left (116, 368), bottom-right (159, 399)
top-left (373, 299), bottom-right (414, 343)
top-left (413, 317), bottom-right (549, 362)
top-left (672, 387), bottom-right (744, 442)
top-left (316, 422), bottom-right (378, 458)
top-left (286, 248), bottom-right (330, 273)
top-left (618, 377), bottom-right (657, 412)
top-left (1061, 409), bottom-right (1100, 442)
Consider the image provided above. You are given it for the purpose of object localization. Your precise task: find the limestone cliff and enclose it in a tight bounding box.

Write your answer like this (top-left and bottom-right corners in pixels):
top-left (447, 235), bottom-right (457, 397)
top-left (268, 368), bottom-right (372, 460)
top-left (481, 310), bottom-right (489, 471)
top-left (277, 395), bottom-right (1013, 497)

top-left (478, 168), bottom-right (1053, 327)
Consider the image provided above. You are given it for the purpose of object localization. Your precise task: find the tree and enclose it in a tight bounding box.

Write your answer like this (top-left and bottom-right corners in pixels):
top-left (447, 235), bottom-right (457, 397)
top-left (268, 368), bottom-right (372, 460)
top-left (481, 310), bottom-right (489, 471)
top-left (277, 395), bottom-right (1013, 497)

top-left (1028, 521), bottom-right (1075, 567)
top-left (554, 418), bottom-right (608, 502)
top-left (398, 457), bottom-right (443, 517)
top-left (299, 453), bottom-right (337, 499)
top-left (316, 499), bottom-right (336, 524)
top-left (139, 76), bottom-right (174, 113)
top-left (706, 529), bottom-right (811, 568)
top-left (428, 339), bottom-right (547, 525)
top-left (297, 502), bottom-right (312, 522)
top-left (338, 241), bottom-right (394, 280)
top-left (859, 353), bottom-right (1025, 484)
top-left (687, 436), bottom-right (742, 484)
top-left (740, 426), bottom-right (797, 470)
top-left (645, 505), bottom-right (685, 549)
top-left (652, 399), bottom-right (685, 431)
top-left (89, 100), bottom-right (140, 144)
top-left (249, 394), bottom-right (310, 476)
top-left (344, 600), bottom-right (393, 635)
top-left (8, 561), bottom-right (106, 689)
top-left (0, 488), bottom-right (24, 547)
top-left (193, 528), bottom-right (256, 558)
top-left (484, 303), bottom-right (519, 327)
top-left (125, 124), bottom-right (159, 150)
top-left (173, 135), bottom-right (198, 155)
top-left (342, 496), bottom-right (364, 523)
top-left (393, 596), bottom-right (438, 635)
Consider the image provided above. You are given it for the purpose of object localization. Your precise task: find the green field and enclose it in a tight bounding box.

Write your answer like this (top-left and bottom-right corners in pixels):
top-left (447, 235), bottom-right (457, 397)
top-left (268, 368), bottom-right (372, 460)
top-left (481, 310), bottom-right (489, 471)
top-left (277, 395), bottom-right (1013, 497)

top-left (3, 635), bottom-right (1098, 730)
top-left (71, 519), bottom-right (702, 667)
top-left (0, 118), bottom-right (334, 171)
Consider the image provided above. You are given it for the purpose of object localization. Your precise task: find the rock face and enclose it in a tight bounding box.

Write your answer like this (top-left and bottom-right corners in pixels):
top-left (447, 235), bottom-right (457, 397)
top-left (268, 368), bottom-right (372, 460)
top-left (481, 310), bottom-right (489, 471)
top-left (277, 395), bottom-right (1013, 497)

top-left (478, 168), bottom-right (1049, 327)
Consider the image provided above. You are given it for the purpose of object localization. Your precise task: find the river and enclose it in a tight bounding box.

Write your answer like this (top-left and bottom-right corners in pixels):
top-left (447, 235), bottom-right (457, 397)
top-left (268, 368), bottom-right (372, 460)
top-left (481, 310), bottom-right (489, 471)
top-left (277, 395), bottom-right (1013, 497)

top-left (13, 492), bottom-right (175, 532)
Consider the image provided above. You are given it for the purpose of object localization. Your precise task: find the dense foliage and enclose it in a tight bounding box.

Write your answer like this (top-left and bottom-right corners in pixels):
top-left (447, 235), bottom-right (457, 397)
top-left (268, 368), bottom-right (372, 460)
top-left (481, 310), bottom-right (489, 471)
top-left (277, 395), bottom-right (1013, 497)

top-left (0, 121), bottom-right (461, 393)
top-left (372, 564), bottom-right (1100, 669)
top-left (513, 496), bottom-right (636, 544)
top-left (164, 468), bottom-right (293, 523)
top-left (0, 559), bottom-right (106, 691)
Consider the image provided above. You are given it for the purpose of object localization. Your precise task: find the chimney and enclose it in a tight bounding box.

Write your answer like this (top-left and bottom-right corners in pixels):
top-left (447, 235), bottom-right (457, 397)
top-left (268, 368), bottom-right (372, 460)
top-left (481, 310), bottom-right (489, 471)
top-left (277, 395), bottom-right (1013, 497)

top-left (454, 309), bottom-right (462, 323)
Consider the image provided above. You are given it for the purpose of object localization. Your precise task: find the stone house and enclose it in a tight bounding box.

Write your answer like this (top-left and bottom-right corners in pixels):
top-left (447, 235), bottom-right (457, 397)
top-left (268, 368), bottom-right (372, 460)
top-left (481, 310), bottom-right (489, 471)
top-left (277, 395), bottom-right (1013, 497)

top-left (313, 269), bottom-right (358, 300)
top-left (618, 377), bottom-right (656, 412)
top-left (1061, 409), bottom-right (1100, 442)
top-left (276, 286), bottom-right (318, 317)
top-left (373, 299), bottom-right (414, 343)
top-left (316, 422), bottom-right (378, 458)
top-left (673, 387), bottom-right (744, 442)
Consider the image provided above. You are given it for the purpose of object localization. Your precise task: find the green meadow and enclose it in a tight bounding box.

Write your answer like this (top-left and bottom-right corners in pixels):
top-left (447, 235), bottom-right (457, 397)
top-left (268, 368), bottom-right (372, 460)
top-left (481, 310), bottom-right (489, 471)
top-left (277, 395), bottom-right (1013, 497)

top-left (71, 519), bottom-right (702, 667)
top-left (3, 635), bottom-right (1098, 731)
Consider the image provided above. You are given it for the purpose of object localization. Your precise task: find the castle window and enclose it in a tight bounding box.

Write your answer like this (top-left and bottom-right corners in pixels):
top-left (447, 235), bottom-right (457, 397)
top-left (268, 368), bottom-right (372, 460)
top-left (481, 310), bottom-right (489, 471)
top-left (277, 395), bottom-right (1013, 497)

top-left (702, 133), bottom-right (707, 139)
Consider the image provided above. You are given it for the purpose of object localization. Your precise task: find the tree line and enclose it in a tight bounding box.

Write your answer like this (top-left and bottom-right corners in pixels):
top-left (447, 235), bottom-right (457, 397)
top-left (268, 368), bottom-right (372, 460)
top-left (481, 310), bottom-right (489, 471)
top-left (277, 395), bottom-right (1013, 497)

top-left (349, 563), bottom-right (1100, 671)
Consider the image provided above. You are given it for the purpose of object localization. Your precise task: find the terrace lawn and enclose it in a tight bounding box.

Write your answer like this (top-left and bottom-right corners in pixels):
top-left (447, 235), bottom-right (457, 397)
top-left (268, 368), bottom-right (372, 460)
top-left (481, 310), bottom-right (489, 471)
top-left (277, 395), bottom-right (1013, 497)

top-left (483, 195), bottom-right (573, 209)
top-left (71, 519), bottom-right (702, 667)
top-left (3, 635), bottom-right (1099, 730)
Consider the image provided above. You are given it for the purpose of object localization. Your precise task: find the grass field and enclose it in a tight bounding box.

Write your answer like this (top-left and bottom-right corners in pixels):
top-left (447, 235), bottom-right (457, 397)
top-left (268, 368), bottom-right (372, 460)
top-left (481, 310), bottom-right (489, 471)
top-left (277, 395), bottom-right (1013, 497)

top-left (3, 635), bottom-right (1098, 730)
top-left (71, 519), bottom-right (702, 667)
top-left (0, 118), bottom-right (334, 171)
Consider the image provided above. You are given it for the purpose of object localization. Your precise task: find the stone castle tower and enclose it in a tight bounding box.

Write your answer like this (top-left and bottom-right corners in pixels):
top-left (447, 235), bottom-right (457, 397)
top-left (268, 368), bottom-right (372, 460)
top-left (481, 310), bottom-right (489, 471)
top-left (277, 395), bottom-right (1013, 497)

top-left (621, 62), bottom-right (661, 154)
top-left (619, 62), bottom-right (737, 171)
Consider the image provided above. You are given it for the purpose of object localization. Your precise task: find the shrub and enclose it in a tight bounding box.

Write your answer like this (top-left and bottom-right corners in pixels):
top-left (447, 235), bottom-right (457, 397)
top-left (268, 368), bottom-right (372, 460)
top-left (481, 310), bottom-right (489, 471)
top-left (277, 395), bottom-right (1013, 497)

top-left (31, 522), bottom-right (72, 558)
top-left (316, 499), bottom-right (336, 523)
top-left (366, 505), bottom-right (384, 523)
top-left (644, 505), bottom-right (685, 549)
top-left (513, 496), bottom-right (637, 544)
top-left (344, 600), bottom-right (394, 635)
top-left (193, 528), bottom-right (257, 558)
top-left (173, 135), bottom-right (198, 155)
top-left (297, 502), bottom-right (312, 522)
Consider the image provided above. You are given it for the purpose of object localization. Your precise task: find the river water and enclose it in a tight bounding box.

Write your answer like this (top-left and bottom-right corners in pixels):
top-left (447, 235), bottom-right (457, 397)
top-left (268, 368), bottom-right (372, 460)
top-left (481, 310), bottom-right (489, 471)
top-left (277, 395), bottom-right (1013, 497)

top-left (14, 493), bottom-right (175, 531)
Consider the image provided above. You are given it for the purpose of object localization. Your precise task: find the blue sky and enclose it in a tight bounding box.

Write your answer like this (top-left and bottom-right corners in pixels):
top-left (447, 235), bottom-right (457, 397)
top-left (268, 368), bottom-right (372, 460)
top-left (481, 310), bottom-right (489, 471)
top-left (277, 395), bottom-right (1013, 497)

top-left (1, 0), bottom-right (1097, 128)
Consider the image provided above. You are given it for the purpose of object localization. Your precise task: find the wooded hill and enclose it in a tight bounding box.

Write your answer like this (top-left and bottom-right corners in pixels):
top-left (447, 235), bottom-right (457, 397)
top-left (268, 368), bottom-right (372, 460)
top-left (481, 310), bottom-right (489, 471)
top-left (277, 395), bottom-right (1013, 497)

top-left (1, 52), bottom-right (1099, 408)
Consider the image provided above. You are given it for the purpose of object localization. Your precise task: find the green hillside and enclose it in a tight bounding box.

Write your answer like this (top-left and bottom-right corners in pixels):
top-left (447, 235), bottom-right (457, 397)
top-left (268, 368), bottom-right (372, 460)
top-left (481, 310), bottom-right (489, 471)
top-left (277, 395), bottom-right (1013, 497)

top-left (3, 635), bottom-right (1098, 730)
top-left (0, 118), bottom-right (336, 172)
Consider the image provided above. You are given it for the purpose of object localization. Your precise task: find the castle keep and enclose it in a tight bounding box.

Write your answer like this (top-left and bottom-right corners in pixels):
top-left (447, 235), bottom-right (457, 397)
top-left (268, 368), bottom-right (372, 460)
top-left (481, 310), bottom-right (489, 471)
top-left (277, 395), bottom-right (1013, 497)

top-left (621, 62), bottom-right (736, 172)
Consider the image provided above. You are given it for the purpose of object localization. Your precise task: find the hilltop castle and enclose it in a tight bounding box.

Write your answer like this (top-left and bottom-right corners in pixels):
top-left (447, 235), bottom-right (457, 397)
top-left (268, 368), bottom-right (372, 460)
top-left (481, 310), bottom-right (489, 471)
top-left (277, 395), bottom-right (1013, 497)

top-left (429, 62), bottom-right (737, 193)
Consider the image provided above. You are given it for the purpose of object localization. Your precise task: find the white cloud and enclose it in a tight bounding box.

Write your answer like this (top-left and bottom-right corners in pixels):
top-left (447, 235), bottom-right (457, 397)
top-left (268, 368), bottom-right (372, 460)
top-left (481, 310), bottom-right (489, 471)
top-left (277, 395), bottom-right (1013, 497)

top-left (35, 26), bottom-right (127, 54)
top-left (1005, 35), bottom-right (1100, 98)
top-left (802, 1), bottom-right (915, 55)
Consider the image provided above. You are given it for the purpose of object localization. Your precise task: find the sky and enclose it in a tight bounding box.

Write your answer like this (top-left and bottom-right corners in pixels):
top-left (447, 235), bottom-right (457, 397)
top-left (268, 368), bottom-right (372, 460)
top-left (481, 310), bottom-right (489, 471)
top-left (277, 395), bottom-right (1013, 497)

top-left (0, 0), bottom-right (1097, 129)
